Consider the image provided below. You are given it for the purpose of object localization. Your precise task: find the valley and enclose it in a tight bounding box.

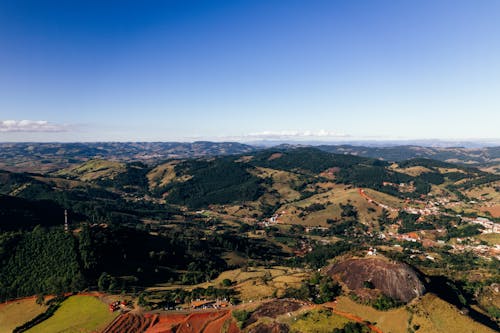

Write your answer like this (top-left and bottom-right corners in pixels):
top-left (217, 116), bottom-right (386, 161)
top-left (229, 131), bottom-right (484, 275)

top-left (0, 143), bottom-right (499, 333)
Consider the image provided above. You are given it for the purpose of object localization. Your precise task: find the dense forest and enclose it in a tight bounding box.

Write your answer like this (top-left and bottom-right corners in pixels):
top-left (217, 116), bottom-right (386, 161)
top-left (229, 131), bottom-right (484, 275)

top-left (166, 157), bottom-right (264, 208)
top-left (0, 220), bottom-right (287, 301)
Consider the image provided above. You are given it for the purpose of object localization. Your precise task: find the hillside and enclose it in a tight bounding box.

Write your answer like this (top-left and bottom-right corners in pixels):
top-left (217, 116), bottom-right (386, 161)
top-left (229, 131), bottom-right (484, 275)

top-left (0, 145), bottom-right (498, 331)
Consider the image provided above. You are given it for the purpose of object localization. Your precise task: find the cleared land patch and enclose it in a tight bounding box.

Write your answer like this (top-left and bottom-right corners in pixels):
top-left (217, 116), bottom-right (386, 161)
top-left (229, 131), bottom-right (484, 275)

top-left (0, 297), bottom-right (47, 333)
top-left (26, 295), bottom-right (117, 333)
top-left (278, 187), bottom-right (386, 227)
top-left (409, 293), bottom-right (497, 333)
top-left (334, 296), bottom-right (409, 333)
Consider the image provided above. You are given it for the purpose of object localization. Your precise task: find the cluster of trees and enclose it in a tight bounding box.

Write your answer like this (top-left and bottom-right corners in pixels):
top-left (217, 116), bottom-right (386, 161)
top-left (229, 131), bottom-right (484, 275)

top-left (370, 294), bottom-right (402, 310)
top-left (95, 162), bottom-right (149, 193)
top-left (444, 224), bottom-right (483, 239)
top-left (288, 241), bottom-right (354, 269)
top-left (324, 219), bottom-right (367, 238)
top-left (284, 273), bottom-right (341, 304)
top-left (152, 286), bottom-right (238, 308)
top-left (340, 203), bottom-right (358, 219)
top-left (397, 211), bottom-right (434, 234)
top-left (303, 203), bottom-right (326, 213)
top-left (232, 309), bottom-right (251, 329)
top-left (332, 322), bottom-right (371, 333)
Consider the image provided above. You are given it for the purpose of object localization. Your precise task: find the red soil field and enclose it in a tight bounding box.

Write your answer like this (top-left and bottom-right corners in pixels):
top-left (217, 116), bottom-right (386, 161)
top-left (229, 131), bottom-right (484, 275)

top-left (481, 205), bottom-right (500, 218)
top-left (144, 313), bottom-right (188, 333)
top-left (176, 311), bottom-right (228, 333)
top-left (102, 300), bottom-right (380, 333)
top-left (201, 310), bottom-right (238, 333)
top-left (102, 313), bottom-right (153, 333)
top-left (104, 310), bottom-right (241, 333)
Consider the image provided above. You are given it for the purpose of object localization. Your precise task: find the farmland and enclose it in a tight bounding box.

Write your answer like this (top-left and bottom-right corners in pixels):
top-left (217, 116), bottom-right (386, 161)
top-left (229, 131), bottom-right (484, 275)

top-left (0, 297), bottom-right (47, 333)
top-left (26, 296), bottom-right (117, 333)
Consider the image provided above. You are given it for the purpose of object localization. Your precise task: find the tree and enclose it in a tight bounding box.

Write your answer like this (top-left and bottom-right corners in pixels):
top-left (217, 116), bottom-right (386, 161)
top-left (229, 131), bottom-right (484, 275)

top-left (78, 224), bottom-right (97, 271)
top-left (98, 272), bottom-right (113, 291)
top-left (137, 292), bottom-right (148, 307)
top-left (232, 310), bottom-right (250, 328)
top-left (221, 278), bottom-right (232, 287)
top-left (36, 294), bottom-right (45, 306)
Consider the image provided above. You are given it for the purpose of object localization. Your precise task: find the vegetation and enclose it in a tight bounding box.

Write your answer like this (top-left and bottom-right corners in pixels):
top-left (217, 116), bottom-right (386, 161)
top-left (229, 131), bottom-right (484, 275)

top-left (24, 296), bottom-right (117, 333)
top-left (0, 298), bottom-right (48, 333)
top-left (13, 296), bottom-right (65, 333)
top-left (284, 273), bottom-right (341, 303)
top-left (397, 211), bottom-right (434, 233)
top-left (290, 309), bottom-right (351, 333)
top-left (289, 241), bottom-right (354, 269)
top-left (249, 147), bottom-right (371, 174)
top-left (371, 294), bottom-right (402, 311)
top-left (332, 322), bottom-right (371, 333)
top-left (0, 227), bottom-right (83, 300)
top-left (232, 309), bottom-right (251, 328)
top-left (167, 158), bottom-right (264, 208)
top-left (0, 145), bottom-right (498, 331)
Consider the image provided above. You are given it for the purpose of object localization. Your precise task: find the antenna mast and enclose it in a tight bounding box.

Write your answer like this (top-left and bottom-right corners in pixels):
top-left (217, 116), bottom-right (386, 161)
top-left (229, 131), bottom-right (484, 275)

top-left (64, 209), bottom-right (69, 232)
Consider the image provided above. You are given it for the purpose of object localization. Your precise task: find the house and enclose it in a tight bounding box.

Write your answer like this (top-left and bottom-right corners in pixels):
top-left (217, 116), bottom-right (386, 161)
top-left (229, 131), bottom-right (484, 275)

top-left (191, 300), bottom-right (216, 309)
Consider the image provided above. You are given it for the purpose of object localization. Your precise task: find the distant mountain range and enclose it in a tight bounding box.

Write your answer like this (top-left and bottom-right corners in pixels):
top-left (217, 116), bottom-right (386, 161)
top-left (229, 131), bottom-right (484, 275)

top-left (316, 145), bottom-right (500, 166)
top-left (0, 141), bottom-right (256, 173)
top-left (0, 141), bottom-right (499, 173)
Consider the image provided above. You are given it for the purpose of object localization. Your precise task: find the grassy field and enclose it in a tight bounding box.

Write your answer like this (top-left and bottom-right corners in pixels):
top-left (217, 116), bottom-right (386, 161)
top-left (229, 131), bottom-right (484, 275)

top-left (477, 233), bottom-right (500, 245)
top-left (335, 291), bottom-right (500, 333)
top-left (26, 296), bottom-right (117, 333)
top-left (278, 187), bottom-right (385, 227)
top-left (390, 164), bottom-right (433, 176)
top-left (334, 296), bottom-right (409, 333)
top-left (147, 160), bottom-right (193, 190)
top-left (149, 266), bottom-right (310, 301)
top-left (409, 293), bottom-right (497, 333)
top-left (287, 308), bottom-right (351, 332)
top-left (0, 298), bottom-right (48, 333)
top-left (54, 159), bottom-right (126, 181)
top-left (362, 188), bottom-right (407, 209)
top-left (464, 181), bottom-right (500, 202)
top-left (253, 167), bottom-right (302, 202)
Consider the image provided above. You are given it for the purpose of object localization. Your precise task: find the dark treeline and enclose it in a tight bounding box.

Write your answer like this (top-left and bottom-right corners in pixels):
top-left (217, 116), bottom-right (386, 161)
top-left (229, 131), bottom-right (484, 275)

top-left (0, 220), bottom-right (286, 301)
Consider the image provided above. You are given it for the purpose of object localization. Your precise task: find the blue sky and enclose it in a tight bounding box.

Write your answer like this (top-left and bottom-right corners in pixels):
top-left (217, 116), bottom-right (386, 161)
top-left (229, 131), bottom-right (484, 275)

top-left (1, 0), bottom-right (499, 142)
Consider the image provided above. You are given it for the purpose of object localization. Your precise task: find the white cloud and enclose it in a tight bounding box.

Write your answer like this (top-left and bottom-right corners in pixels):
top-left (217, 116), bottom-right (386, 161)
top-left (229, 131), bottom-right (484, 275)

top-left (244, 129), bottom-right (349, 140)
top-left (0, 120), bottom-right (69, 132)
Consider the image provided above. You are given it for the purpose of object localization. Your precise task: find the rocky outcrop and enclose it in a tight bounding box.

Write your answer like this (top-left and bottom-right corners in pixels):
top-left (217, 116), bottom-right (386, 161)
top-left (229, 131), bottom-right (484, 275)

top-left (327, 258), bottom-right (425, 302)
